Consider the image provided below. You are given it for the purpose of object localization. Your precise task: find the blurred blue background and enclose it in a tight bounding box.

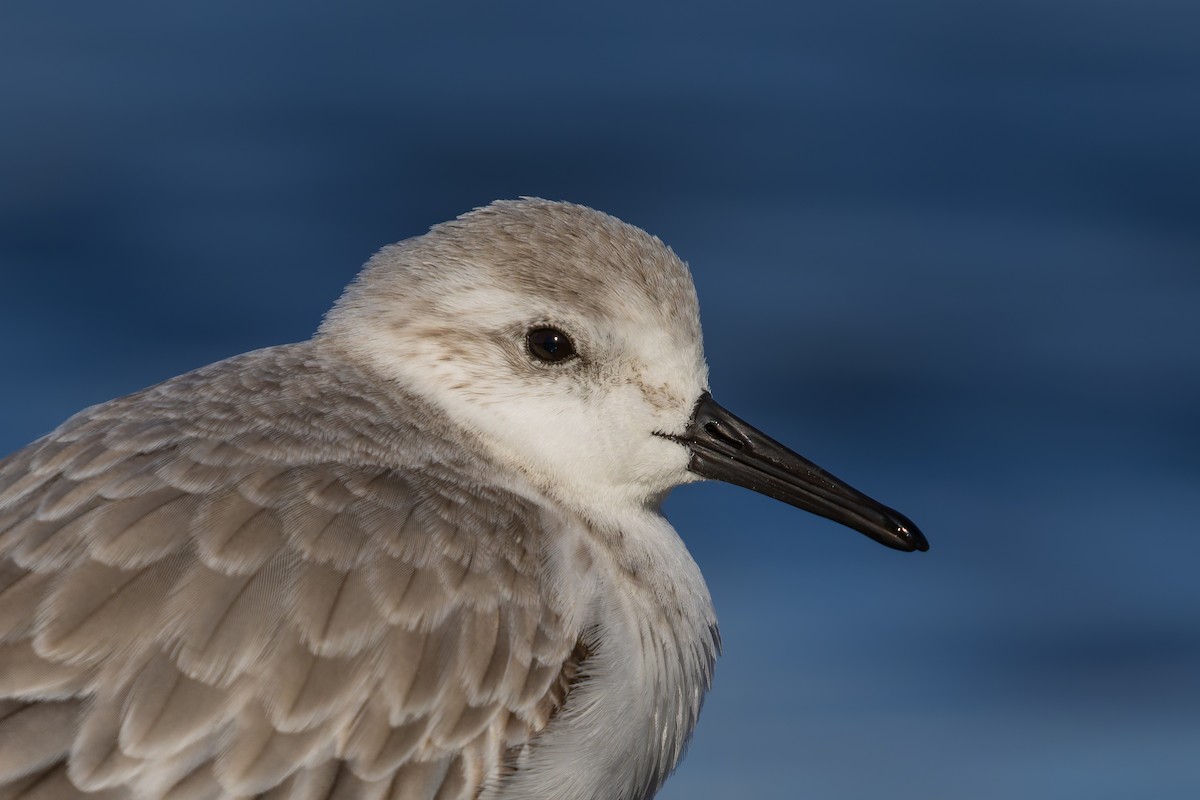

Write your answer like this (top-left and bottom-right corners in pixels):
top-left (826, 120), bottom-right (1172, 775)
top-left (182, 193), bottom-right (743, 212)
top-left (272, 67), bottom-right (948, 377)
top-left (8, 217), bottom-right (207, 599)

top-left (1, 1), bottom-right (1197, 797)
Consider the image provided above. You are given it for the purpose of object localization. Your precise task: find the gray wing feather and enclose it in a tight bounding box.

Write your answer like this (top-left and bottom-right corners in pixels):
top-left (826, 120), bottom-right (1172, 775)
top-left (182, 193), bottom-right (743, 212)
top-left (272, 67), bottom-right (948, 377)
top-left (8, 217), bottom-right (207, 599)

top-left (0, 344), bottom-right (579, 799)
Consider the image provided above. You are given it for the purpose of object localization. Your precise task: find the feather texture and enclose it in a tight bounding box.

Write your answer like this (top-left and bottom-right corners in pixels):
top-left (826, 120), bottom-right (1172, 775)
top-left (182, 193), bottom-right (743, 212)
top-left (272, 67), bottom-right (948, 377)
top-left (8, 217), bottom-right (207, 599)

top-left (0, 343), bottom-right (586, 799)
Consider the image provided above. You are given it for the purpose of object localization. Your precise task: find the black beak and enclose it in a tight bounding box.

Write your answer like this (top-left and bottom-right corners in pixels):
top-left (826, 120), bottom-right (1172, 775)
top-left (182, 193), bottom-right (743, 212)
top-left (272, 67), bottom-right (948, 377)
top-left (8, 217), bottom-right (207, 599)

top-left (661, 393), bottom-right (928, 552)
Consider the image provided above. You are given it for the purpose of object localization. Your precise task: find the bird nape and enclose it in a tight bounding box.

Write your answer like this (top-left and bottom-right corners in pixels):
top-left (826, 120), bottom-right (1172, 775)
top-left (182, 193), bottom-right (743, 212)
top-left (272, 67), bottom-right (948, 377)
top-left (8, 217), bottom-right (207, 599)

top-left (0, 199), bottom-right (925, 800)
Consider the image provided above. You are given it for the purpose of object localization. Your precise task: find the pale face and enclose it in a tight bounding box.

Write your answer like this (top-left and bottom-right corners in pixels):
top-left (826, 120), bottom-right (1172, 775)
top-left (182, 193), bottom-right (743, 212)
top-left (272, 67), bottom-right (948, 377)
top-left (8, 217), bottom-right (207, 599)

top-left (344, 276), bottom-right (710, 517)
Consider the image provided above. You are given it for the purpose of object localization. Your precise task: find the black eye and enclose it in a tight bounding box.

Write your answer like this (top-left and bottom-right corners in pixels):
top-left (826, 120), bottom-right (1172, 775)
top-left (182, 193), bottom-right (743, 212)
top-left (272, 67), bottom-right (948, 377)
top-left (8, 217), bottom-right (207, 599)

top-left (526, 327), bottom-right (577, 363)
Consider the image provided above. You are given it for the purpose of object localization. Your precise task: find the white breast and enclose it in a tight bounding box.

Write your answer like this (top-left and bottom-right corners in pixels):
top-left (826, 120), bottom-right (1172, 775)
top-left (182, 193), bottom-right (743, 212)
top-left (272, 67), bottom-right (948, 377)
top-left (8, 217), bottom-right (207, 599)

top-left (488, 511), bottom-right (719, 800)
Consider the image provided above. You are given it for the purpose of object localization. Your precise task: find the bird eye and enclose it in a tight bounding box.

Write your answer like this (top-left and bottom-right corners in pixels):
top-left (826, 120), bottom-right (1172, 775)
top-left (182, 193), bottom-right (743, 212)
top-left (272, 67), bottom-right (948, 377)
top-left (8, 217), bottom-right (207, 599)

top-left (526, 327), bottom-right (577, 363)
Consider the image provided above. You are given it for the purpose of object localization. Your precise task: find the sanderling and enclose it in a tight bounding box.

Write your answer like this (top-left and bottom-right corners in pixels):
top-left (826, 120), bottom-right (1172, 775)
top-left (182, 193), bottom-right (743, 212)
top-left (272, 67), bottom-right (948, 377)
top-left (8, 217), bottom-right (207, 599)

top-left (0, 199), bottom-right (925, 800)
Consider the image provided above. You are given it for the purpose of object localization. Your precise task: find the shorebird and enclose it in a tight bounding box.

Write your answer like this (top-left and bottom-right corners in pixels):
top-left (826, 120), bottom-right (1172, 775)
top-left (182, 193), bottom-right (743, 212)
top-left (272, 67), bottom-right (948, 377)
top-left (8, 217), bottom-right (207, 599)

top-left (0, 199), bottom-right (926, 800)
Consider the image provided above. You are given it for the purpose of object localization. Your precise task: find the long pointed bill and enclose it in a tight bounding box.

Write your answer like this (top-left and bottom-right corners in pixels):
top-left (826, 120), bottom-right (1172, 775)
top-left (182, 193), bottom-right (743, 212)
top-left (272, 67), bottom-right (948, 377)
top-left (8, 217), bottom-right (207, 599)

top-left (663, 393), bottom-right (928, 552)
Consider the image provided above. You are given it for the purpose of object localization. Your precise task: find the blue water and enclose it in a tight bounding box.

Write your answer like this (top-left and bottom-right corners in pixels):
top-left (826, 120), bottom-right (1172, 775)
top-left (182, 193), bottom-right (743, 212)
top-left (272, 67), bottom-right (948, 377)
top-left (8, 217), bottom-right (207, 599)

top-left (2, 2), bottom-right (1197, 797)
